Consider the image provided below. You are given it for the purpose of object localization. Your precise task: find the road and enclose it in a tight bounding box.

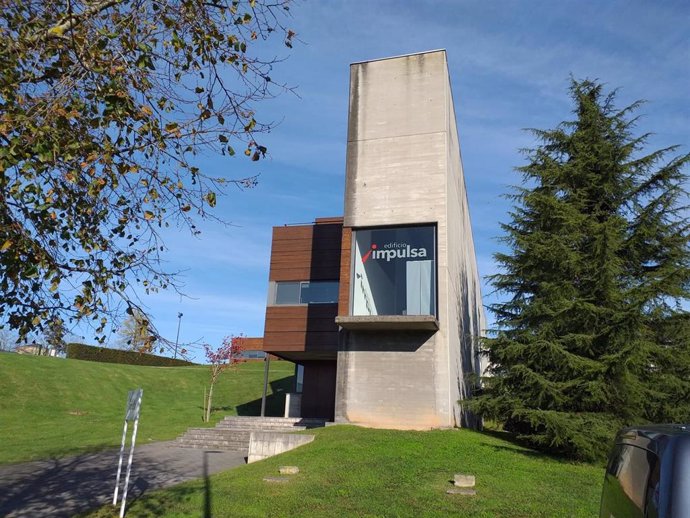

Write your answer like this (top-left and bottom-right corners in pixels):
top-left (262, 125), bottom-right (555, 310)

top-left (0, 442), bottom-right (246, 517)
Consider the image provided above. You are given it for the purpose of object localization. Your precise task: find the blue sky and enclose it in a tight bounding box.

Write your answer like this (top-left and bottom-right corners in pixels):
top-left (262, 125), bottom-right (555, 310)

top-left (92, 1), bottom-right (689, 360)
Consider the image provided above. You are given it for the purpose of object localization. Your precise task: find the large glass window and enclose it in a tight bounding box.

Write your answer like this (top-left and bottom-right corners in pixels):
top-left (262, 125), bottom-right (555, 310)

top-left (273, 281), bottom-right (339, 305)
top-left (300, 281), bottom-right (339, 304)
top-left (352, 225), bottom-right (436, 316)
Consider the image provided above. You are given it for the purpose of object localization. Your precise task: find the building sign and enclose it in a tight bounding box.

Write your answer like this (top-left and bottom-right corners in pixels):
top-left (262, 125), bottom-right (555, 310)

top-left (125, 389), bottom-right (143, 421)
top-left (352, 225), bottom-right (436, 316)
top-left (362, 243), bottom-right (429, 262)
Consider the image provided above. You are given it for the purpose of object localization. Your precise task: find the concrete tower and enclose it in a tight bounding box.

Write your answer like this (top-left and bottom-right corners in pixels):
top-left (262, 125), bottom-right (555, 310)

top-left (333, 50), bottom-right (485, 428)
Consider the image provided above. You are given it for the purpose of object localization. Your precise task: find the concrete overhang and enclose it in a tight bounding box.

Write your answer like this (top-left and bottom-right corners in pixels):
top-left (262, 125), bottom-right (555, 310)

top-left (335, 315), bottom-right (439, 331)
top-left (266, 351), bottom-right (338, 362)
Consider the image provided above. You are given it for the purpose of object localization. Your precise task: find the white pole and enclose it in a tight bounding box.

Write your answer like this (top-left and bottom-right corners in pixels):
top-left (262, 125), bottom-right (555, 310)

top-left (113, 420), bottom-right (129, 505)
top-left (119, 391), bottom-right (142, 518)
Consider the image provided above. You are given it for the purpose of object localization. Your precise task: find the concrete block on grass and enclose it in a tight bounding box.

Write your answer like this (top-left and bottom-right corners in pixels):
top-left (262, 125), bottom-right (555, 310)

top-left (279, 466), bottom-right (299, 475)
top-left (248, 432), bottom-right (315, 463)
top-left (447, 488), bottom-right (476, 496)
top-left (263, 476), bottom-right (290, 483)
top-left (453, 474), bottom-right (475, 487)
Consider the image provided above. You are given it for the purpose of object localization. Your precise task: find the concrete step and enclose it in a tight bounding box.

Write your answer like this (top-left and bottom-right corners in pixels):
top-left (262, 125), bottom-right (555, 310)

top-left (215, 424), bottom-right (308, 431)
top-left (177, 437), bottom-right (247, 445)
top-left (219, 420), bottom-right (325, 429)
top-left (179, 428), bottom-right (252, 439)
top-left (218, 415), bottom-right (300, 423)
top-left (176, 433), bottom-right (248, 443)
top-left (178, 434), bottom-right (249, 443)
top-left (176, 416), bottom-right (327, 451)
top-left (176, 441), bottom-right (246, 451)
top-left (181, 428), bottom-right (251, 435)
top-left (176, 434), bottom-right (249, 446)
top-left (220, 417), bottom-right (326, 425)
top-left (175, 428), bottom-right (251, 451)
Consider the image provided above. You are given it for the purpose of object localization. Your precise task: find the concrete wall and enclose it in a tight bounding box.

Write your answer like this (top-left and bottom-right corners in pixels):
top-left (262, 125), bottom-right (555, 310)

top-left (335, 50), bottom-right (484, 429)
top-left (247, 432), bottom-right (315, 464)
top-left (443, 69), bottom-right (487, 427)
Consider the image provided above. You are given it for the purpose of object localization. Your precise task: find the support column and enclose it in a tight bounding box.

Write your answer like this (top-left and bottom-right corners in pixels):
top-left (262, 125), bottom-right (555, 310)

top-left (260, 354), bottom-right (270, 417)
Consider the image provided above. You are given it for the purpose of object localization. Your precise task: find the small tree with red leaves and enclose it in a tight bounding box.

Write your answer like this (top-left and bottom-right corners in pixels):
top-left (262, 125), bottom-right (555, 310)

top-left (203, 335), bottom-right (244, 423)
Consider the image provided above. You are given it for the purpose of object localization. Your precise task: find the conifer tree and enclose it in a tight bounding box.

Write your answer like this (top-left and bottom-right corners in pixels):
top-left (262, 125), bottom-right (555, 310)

top-left (472, 79), bottom-right (690, 461)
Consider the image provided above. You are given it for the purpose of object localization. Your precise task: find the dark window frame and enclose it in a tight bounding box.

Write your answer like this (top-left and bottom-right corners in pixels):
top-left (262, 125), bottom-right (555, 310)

top-left (349, 223), bottom-right (438, 317)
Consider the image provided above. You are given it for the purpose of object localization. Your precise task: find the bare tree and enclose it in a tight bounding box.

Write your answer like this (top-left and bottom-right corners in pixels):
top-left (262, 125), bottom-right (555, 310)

top-left (0, 329), bottom-right (18, 352)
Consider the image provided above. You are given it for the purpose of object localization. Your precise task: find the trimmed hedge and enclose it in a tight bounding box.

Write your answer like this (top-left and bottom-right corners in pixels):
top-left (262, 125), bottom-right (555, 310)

top-left (66, 343), bottom-right (195, 367)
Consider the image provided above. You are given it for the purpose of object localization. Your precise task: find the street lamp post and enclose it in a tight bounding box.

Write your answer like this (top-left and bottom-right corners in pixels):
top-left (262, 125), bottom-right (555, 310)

top-left (174, 312), bottom-right (183, 359)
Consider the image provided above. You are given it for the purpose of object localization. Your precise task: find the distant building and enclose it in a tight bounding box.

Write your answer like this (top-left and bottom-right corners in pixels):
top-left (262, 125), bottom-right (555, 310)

top-left (249, 51), bottom-right (485, 429)
top-left (15, 344), bottom-right (57, 356)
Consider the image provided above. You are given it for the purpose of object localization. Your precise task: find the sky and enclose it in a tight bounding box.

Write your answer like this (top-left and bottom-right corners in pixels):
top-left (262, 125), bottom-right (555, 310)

top-left (86, 0), bottom-right (689, 361)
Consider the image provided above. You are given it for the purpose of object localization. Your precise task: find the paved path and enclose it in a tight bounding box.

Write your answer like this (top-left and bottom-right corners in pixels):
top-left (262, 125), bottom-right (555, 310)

top-left (0, 442), bottom-right (247, 517)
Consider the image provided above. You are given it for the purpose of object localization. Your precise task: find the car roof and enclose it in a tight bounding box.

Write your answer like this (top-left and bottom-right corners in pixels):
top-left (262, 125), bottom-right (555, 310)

top-left (616, 424), bottom-right (690, 457)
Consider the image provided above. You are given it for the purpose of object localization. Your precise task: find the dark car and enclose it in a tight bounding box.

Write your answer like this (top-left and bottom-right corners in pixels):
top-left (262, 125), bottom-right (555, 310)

top-left (600, 425), bottom-right (690, 518)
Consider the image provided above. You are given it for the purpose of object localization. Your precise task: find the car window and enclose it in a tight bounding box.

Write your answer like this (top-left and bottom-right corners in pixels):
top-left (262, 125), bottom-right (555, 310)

top-left (644, 455), bottom-right (660, 518)
top-left (602, 444), bottom-right (659, 518)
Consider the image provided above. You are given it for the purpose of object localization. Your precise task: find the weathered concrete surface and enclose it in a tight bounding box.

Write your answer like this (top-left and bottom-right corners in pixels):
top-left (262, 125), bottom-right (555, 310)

top-left (0, 441), bottom-right (246, 518)
top-left (443, 63), bottom-right (487, 428)
top-left (263, 476), bottom-right (290, 483)
top-left (454, 473), bottom-right (476, 487)
top-left (336, 329), bottom-right (442, 430)
top-left (335, 50), bottom-right (485, 429)
top-left (247, 432), bottom-right (315, 464)
top-left (279, 465), bottom-right (300, 474)
top-left (335, 315), bottom-right (439, 330)
top-left (446, 488), bottom-right (477, 495)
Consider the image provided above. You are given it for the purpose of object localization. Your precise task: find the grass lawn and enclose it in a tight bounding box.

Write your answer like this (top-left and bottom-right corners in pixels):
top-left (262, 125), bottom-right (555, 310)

top-left (84, 425), bottom-right (604, 518)
top-left (0, 353), bottom-right (294, 464)
top-left (3, 354), bottom-right (605, 517)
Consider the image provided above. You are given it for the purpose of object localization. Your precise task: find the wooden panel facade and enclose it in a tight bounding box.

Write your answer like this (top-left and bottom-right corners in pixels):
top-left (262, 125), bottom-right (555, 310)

top-left (238, 337), bottom-right (263, 350)
top-left (337, 226), bottom-right (352, 316)
top-left (262, 305), bottom-right (339, 353)
top-left (263, 218), bottom-right (344, 358)
top-left (269, 220), bottom-right (343, 282)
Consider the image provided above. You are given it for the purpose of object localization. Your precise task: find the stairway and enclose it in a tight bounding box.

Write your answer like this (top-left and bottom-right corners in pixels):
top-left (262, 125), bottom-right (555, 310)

top-left (175, 416), bottom-right (327, 452)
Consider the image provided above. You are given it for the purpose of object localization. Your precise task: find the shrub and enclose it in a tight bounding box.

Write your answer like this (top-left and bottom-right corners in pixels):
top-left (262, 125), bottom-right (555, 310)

top-left (66, 343), bottom-right (194, 367)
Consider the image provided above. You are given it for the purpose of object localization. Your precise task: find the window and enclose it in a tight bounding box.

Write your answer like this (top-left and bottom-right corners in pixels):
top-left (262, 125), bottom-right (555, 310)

top-left (645, 455), bottom-right (660, 518)
top-left (300, 281), bottom-right (339, 304)
top-left (352, 225), bottom-right (436, 316)
top-left (239, 350), bottom-right (266, 359)
top-left (603, 444), bottom-right (659, 518)
top-left (273, 281), bottom-right (339, 305)
top-left (275, 282), bottom-right (301, 304)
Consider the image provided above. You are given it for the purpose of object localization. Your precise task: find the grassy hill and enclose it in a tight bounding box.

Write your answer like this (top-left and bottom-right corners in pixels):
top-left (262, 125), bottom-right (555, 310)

top-left (4, 354), bottom-right (605, 516)
top-left (0, 353), bottom-right (294, 464)
top-left (85, 425), bottom-right (604, 518)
